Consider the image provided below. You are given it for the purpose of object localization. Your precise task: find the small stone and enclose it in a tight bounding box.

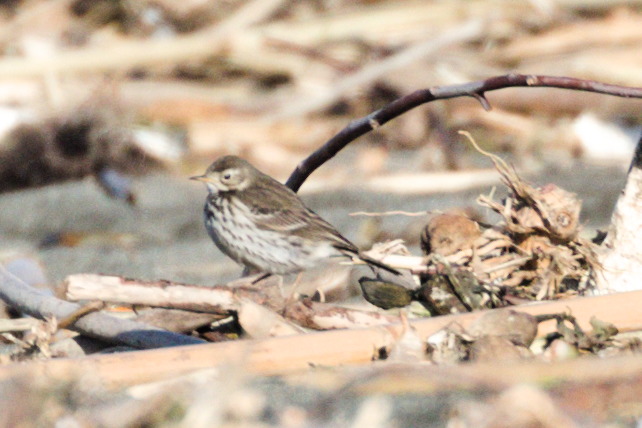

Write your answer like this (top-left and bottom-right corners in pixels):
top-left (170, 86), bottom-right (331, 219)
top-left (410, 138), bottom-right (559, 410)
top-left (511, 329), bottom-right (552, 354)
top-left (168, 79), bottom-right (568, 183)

top-left (469, 335), bottom-right (532, 362)
top-left (358, 278), bottom-right (413, 309)
top-left (420, 214), bottom-right (481, 256)
top-left (468, 309), bottom-right (538, 347)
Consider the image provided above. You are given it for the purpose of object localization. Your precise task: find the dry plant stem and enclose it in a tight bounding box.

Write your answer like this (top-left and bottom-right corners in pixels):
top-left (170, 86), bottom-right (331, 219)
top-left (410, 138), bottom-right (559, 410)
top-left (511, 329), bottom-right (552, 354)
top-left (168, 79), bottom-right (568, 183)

top-left (57, 301), bottom-right (105, 330)
top-left (0, 266), bottom-right (204, 348)
top-left (285, 74), bottom-right (642, 191)
top-left (443, 236), bottom-right (513, 266)
top-left (502, 270), bottom-right (539, 287)
top-left (481, 256), bottom-right (532, 280)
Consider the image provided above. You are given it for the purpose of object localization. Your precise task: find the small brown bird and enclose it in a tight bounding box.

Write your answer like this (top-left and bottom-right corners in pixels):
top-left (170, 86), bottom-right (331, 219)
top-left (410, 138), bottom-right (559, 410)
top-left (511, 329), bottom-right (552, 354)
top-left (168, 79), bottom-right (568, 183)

top-left (191, 156), bottom-right (399, 276)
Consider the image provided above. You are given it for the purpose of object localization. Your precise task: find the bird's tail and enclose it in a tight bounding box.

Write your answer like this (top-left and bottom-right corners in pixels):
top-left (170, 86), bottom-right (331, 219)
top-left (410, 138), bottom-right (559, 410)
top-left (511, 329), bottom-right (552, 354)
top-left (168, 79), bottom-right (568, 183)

top-left (358, 252), bottom-right (401, 275)
top-left (336, 245), bottom-right (400, 275)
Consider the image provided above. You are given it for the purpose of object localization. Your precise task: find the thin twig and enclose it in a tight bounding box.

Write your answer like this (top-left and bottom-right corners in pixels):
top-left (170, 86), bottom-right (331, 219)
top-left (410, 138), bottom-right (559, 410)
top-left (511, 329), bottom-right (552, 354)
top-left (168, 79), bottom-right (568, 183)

top-left (350, 210), bottom-right (429, 217)
top-left (482, 256), bottom-right (533, 274)
top-left (57, 301), bottom-right (105, 330)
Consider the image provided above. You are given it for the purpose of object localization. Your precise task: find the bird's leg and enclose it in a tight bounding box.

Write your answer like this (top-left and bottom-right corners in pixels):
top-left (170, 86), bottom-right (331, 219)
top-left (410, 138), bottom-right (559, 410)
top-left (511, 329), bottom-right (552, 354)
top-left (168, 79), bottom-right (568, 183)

top-left (251, 272), bottom-right (272, 284)
top-left (283, 272), bottom-right (304, 308)
top-left (367, 263), bottom-right (382, 278)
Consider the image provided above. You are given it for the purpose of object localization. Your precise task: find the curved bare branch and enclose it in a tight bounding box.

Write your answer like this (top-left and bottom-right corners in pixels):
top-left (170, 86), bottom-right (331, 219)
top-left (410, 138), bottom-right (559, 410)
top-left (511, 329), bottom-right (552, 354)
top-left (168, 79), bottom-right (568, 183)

top-left (285, 74), bottom-right (642, 192)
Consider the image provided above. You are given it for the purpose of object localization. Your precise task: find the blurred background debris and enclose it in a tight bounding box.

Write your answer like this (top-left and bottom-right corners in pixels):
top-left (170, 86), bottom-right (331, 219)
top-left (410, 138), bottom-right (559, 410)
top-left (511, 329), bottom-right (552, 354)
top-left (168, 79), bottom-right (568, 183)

top-left (0, 0), bottom-right (638, 287)
top-left (0, 1), bottom-right (641, 425)
top-left (0, 104), bottom-right (160, 201)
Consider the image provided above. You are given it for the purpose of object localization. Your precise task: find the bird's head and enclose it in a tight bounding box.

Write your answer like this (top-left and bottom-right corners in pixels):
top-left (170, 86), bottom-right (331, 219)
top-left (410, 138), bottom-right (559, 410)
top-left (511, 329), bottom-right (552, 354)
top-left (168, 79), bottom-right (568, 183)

top-left (190, 155), bottom-right (255, 193)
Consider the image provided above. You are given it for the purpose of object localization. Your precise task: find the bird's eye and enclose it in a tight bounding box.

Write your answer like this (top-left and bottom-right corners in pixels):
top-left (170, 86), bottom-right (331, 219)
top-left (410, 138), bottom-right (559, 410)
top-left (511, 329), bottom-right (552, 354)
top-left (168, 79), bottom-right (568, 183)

top-left (222, 172), bottom-right (232, 181)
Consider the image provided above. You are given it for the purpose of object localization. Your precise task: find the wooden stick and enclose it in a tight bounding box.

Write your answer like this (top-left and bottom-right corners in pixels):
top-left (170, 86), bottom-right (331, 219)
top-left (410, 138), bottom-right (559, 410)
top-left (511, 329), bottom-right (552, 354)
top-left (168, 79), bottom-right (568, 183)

top-left (0, 317), bottom-right (44, 332)
top-left (65, 274), bottom-right (402, 330)
top-left (65, 274), bottom-right (243, 314)
top-left (284, 300), bottom-right (399, 330)
top-left (0, 266), bottom-right (204, 349)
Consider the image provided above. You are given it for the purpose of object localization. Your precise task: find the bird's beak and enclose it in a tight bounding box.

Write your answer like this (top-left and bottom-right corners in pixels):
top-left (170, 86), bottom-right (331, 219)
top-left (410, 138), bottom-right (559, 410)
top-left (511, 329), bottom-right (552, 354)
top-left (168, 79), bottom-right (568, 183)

top-left (190, 174), bottom-right (211, 183)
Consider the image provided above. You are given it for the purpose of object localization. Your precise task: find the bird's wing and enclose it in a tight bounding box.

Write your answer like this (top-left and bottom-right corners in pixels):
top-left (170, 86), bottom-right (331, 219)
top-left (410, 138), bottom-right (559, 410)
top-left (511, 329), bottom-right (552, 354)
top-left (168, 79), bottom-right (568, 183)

top-left (253, 207), bottom-right (399, 274)
top-left (242, 180), bottom-right (399, 274)
top-left (252, 207), bottom-right (310, 232)
top-left (255, 206), bottom-right (356, 249)
top-left (244, 182), bottom-right (357, 251)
